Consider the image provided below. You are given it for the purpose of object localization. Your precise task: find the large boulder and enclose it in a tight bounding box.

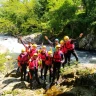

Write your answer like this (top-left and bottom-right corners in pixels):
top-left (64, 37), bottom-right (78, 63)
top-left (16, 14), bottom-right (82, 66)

top-left (79, 33), bottom-right (96, 50)
top-left (18, 33), bottom-right (42, 44)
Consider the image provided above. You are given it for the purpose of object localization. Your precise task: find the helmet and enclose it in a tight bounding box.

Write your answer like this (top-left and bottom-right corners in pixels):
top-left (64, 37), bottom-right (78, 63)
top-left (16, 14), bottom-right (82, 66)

top-left (64, 36), bottom-right (69, 40)
top-left (56, 45), bottom-right (61, 48)
top-left (33, 53), bottom-right (38, 56)
top-left (48, 51), bottom-right (52, 55)
top-left (60, 40), bottom-right (64, 44)
top-left (38, 49), bottom-right (41, 53)
top-left (55, 38), bottom-right (59, 42)
top-left (21, 49), bottom-right (25, 52)
top-left (42, 45), bottom-right (46, 48)
top-left (32, 44), bottom-right (37, 47)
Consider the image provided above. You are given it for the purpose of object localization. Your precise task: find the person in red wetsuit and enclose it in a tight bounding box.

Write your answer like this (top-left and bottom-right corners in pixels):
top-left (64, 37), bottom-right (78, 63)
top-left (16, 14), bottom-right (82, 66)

top-left (44, 51), bottom-right (53, 83)
top-left (18, 49), bottom-right (29, 81)
top-left (52, 45), bottom-right (63, 83)
top-left (19, 37), bottom-right (33, 55)
top-left (39, 45), bottom-right (48, 79)
top-left (60, 40), bottom-right (68, 67)
top-left (64, 33), bottom-right (83, 66)
top-left (28, 53), bottom-right (40, 89)
top-left (29, 44), bottom-right (37, 58)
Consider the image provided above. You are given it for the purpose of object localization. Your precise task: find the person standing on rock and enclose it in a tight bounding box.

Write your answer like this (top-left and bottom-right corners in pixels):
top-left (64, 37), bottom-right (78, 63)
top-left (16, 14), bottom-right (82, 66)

top-left (44, 36), bottom-right (60, 52)
top-left (52, 45), bottom-right (63, 84)
top-left (29, 44), bottom-right (38, 58)
top-left (28, 53), bottom-right (40, 89)
top-left (19, 37), bottom-right (33, 58)
top-left (60, 40), bottom-right (68, 67)
top-left (18, 48), bottom-right (29, 81)
top-left (38, 46), bottom-right (48, 79)
top-left (64, 33), bottom-right (83, 66)
top-left (44, 51), bottom-right (53, 83)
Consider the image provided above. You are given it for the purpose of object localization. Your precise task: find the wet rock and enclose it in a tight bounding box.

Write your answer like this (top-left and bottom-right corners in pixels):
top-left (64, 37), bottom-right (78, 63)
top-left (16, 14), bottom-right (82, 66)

top-left (5, 69), bottom-right (17, 77)
top-left (60, 78), bottom-right (75, 86)
top-left (63, 72), bottom-right (75, 78)
top-left (45, 85), bottom-right (63, 96)
top-left (79, 33), bottom-right (96, 50)
top-left (57, 92), bottom-right (75, 96)
top-left (18, 33), bottom-right (42, 44)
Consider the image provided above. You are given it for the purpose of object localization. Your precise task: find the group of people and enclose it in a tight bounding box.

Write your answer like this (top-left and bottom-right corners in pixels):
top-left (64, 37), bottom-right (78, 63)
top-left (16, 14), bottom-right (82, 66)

top-left (17, 33), bottom-right (83, 89)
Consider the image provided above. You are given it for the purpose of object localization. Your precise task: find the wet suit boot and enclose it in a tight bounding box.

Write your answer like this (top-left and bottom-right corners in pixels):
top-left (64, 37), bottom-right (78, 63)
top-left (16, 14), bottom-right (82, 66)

top-left (21, 70), bottom-right (23, 81)
top-left (49, 76), bottom-right (51, 83)
top-left (41, 69), bottom-right (43, 79)
top-left (49, 70), bottom-right (52, 82)
top-left (30, 80), bottom-right (32, 89)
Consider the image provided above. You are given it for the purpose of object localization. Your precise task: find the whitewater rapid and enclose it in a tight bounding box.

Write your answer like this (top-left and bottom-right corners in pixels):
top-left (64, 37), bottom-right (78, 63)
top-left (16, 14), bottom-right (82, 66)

top-left (0, 35), bottom-right (25, 53)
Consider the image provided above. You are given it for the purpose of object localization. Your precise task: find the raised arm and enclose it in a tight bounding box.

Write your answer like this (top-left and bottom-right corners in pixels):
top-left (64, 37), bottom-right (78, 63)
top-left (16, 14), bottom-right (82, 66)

top-left (44, 36), bottom-right (53, 46)
top-left (71, 33), bottom-right (83, 43)
top-left (19, 37), bottom-right (26, 48)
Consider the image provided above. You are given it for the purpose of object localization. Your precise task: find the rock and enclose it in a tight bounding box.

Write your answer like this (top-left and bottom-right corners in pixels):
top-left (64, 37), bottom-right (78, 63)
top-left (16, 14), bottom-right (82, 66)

top-left (1, 77), bottom-right (28, 92)
top-left (60, 78), bottom-right (75, 86)
top-left (1, 64), bottom-right (96, 96)
top-left (5, 69), bottom-right (17, 77)
top-left (79, 33), bottom-right (96, 50)
top-left (57, 92), bottom-right (75, 96)
top-left (45, 85), bottom-right (63, 96)
top-left (63, 72), bottom-right (75, 78)
top-left (18, 33), bottom-right (42, 44)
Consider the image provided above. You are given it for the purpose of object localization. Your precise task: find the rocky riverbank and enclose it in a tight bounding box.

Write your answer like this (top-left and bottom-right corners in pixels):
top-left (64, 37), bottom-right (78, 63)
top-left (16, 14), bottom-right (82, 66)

top-left (79, 33), bottom-right (96, 51)
top-left (0, 64), bottom-right (96, 96)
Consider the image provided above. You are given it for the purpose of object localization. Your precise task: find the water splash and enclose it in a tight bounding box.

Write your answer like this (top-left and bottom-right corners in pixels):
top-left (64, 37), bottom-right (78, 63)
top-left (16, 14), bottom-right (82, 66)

top-left (0, 35), bottom-right (24, 53)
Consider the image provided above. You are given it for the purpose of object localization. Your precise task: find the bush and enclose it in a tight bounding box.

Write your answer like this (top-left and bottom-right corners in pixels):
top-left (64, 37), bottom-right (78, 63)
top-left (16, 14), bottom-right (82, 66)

top-left (0, 53), bottom-right (7, 72)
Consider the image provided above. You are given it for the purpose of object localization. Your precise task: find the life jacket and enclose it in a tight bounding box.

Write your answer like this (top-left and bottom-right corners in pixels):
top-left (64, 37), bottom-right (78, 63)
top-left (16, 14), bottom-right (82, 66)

top-left (29, 49), bottom-right (37, 57)
top-left (29, 58), bottom-right (38, 70)
top-left (17, 56), bottom-right (20, 67)
top-left (65, 40), bottom-right (75, 50)
top-left (60, 45), bottom-right (68, 54)
top-left (39, 51), bottom-right (47, 61)
top-left (53, 51), bottom-right (62, 62)
top-left (45, 56), bottom-right (52, 66)
top-left (19, 52), bottom-right (28, 65)
top-left (26, 46), bottom-right (32, 53)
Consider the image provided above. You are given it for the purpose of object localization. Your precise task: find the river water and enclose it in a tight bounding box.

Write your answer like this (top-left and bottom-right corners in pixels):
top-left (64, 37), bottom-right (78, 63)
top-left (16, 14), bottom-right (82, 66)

top-left (0, 35), bottom-right (96, 64)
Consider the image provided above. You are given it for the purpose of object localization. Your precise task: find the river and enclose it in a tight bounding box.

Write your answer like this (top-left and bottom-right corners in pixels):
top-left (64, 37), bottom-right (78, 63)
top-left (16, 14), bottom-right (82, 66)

top-left (0, 35), bottom-right (96, 64)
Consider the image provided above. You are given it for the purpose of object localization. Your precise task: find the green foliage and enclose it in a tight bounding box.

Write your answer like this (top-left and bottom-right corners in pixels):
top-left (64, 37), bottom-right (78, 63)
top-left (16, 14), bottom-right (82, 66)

top-left (0, 53), bottom-right (7, 72)
top-left (0, 0), bottom-right (41, 35)
top-left (2, 90), bottom-right (19, 96)
top-left (0, 53), bottom-right (15, 73)
top-left (0, 0), bottom-right (96, 38)
top-left (0, 18), bottom-right (18, 35)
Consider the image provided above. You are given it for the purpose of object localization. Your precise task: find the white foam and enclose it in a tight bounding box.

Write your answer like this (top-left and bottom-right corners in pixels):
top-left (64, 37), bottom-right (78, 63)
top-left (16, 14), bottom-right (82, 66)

top-left (0, 35), bottom-right (24, 53)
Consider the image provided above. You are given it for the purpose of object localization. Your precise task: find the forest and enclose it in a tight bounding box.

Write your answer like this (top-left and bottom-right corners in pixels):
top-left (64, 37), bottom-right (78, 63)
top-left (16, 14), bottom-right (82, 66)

top-left (0, 0), bottom-right (96, 39)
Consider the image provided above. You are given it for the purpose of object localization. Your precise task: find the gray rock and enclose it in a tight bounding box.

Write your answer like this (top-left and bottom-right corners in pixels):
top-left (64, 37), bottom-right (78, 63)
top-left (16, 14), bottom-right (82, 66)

top-left (18, 33), bottom-right (42, 44)
top-left (79, 33), bottom-right (96, 50)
